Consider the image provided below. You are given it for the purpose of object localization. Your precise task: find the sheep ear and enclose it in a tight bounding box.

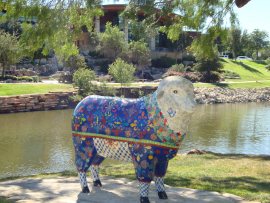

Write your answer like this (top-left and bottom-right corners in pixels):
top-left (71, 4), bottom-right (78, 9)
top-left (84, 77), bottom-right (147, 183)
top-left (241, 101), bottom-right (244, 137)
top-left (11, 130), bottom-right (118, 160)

top-left (156, 90), bottom-right (164, 100)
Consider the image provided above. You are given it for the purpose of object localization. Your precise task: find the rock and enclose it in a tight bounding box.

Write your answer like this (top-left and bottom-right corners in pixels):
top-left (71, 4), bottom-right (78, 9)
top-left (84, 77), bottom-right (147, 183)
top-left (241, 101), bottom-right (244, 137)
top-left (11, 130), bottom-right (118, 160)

top-left (40, 58), bottom-right (47, 64)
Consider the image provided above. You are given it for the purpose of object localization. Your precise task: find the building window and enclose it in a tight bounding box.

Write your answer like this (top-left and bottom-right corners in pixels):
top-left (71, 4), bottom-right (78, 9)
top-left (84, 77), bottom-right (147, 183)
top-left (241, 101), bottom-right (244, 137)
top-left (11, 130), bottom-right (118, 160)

top-left (112, 13), bottom-right (119, 26)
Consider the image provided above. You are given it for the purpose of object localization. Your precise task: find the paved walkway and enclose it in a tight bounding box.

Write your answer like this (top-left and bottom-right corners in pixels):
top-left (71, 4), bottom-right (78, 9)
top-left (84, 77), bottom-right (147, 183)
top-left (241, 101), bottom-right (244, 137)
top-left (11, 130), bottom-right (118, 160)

top-left (0, 176), bottom-right (259, 203)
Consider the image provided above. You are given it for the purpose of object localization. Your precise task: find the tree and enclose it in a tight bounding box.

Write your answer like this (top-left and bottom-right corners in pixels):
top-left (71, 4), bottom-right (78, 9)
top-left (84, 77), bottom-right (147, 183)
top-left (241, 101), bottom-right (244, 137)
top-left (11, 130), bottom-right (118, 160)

top-left (226, 27), bottom-right (248, 60)
top-left (193, 47), bottom-right (223, 82)
top-left (72, 68), bottom-right (97, 100)
top-left (96, 22), bottom-right (127, 62)
top-left (249, 29), bottom-right (269, 60)
top-left (0, 30), bottom-right (20, 79)
top-left (108, 58), bottom-right (135, 96)
top-left (0, 20), bottom-right (23, 37)
top-left (128, 39), bottom-right (151, 75)
top-left (61, 54), bottom-right (87, 72)
top-left (167, 32), bottom-right (192, 63)
top-left (1, 0), bottom-right (247, 60)
top-left (0, 0), bottom-right (103, 60)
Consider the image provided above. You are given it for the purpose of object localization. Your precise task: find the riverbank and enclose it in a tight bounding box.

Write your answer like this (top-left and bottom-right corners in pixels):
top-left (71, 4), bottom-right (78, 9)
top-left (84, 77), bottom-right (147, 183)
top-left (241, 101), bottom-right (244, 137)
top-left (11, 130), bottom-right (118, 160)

top-left (1, 85), bottom-right (270, 113)
top-left (0, 153), bottom-right (268, 203)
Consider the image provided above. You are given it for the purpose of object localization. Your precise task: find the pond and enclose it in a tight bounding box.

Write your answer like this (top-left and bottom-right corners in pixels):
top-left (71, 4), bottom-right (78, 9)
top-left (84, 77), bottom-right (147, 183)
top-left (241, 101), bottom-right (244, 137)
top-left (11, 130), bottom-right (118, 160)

top-left (0, 102), bottom-right (269, 179)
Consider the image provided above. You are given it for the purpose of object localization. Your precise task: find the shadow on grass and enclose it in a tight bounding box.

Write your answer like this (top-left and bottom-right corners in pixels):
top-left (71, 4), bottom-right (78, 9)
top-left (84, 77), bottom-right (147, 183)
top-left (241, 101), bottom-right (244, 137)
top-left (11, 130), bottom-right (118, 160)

top-left (231, 61), bottom-right (262, 74)
top-left (203, 153), bottom-right (270, 161)
top-left (165, 175), bottom-right (270, 202)
top-left (250, 60), bottom-right (267, 65)
top-left (220, 58), bottom-right (229, 63)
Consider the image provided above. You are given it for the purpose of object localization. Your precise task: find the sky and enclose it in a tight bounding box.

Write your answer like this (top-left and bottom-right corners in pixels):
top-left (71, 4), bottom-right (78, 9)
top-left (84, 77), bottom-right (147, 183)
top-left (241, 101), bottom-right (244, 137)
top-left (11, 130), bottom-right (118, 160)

top-left (103, 0), bottom-right (270, 36)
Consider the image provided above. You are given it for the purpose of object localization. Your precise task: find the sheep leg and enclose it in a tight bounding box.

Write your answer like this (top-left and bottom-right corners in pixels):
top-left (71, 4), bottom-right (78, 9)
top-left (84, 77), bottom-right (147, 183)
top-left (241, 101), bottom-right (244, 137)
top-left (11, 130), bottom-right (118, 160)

top-left (154, 161), bottom-right (169, 199)
top-left (90, 154), bottom-right (105, 187)
top-left (139, 182), bottom-right (150, 203)
top-left (78, 172), bottom-right (90, 193)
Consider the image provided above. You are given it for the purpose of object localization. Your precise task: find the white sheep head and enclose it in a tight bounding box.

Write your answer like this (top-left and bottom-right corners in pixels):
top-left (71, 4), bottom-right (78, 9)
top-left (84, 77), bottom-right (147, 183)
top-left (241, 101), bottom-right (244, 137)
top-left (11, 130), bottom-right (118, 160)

top-left (156, 76), bottom-right (197, 134)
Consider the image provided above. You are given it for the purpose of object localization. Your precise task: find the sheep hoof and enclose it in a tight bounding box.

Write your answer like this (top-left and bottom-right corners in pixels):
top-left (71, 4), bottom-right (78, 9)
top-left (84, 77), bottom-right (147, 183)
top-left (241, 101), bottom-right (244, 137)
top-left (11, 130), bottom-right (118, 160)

top-left (82, 186), bottom-right (90, 193)
top-left (93, 180), bottom-right (102, 187)
top-left (140, 196), bottom-right (150, 203)
top-left (158, 191), bottom-right (168, 199)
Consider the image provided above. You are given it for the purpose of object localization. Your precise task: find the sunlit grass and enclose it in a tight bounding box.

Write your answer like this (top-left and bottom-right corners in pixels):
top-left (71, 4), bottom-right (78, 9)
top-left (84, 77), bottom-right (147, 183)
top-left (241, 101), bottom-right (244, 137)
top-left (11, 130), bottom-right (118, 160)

top-left (1, 154), bottom-right (269, 202)
top-left (0, 84), bottom-right (74, 96)
top-left (221, 59), bottom-right (270, 82)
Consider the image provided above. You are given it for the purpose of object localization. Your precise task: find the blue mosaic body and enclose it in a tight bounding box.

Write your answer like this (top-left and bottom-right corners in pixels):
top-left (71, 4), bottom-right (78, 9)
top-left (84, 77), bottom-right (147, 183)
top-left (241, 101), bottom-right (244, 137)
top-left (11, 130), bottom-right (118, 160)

top-left (72, 92), bottom-right (186, 183)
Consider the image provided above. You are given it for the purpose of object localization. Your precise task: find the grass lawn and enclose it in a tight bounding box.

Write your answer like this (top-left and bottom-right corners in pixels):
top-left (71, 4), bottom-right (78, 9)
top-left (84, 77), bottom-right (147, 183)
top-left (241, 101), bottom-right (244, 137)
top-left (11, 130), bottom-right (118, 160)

top-left (1, 154), bottom-right (269, 203)
top-left (221, 59), bottom-right (270, 82)
top-left (0, 84), bottom-right (74, 96)
top-left (194, 81), bottom-right (270, 89)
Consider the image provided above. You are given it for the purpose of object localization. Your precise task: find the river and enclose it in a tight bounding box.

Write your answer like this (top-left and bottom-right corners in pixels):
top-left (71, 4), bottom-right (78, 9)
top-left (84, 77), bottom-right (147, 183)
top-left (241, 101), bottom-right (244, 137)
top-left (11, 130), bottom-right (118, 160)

top-left (0, 102), bottom-right (269, 178)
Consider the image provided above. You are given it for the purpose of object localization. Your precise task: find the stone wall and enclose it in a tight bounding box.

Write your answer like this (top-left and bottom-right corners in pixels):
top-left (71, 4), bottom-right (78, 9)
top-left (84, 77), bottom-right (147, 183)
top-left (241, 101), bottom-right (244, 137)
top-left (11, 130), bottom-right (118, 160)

top-left (1, 86), bottom-right (270, 114)
top-left (0, 91), bottom-right (77, 114)
top-left (195, 87), bottom-right (270, 104)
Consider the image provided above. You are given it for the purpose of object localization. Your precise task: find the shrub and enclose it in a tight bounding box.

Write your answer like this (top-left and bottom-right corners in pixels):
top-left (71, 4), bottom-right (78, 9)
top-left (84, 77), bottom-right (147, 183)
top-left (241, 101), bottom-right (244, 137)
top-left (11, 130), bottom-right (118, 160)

top-left (170, 64), bottom-right (186, 73)
top-left (88, 50), bottom-right (99, 57)
top-left (184, 72), bottom-right (200, 83)
top-left (73, 68), bottom-right (97, 98)
top-left (58, 73), bottom-right (73, 83)
top-left (200, 73), bottom-right (221, 83)
top-left (265, 57), bottom-right (270, 70)
top-left (86, 64), bottom-right (94, 70)
top-left (21, 76), bottom-right (33, 82)
top-left (162, 71), bottom-right (199, 83)
top-left (3, 75), bottom-right (17, 80)
top-left (32, 76), bottom-right (42, 82)
top-left (151, 55), bottom-right (175, 68)
top-left (221, 70), bottom-right (240, 77)
top-left (182, 55), bottom-right (195, 61)
top-left (95, 60), bottom-right (109, 73)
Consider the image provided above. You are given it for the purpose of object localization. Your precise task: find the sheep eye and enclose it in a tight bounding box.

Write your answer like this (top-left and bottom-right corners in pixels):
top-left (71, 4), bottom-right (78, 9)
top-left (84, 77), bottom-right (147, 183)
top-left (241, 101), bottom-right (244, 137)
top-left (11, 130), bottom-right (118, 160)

top-left (173, 90), bottom-right (178, 94)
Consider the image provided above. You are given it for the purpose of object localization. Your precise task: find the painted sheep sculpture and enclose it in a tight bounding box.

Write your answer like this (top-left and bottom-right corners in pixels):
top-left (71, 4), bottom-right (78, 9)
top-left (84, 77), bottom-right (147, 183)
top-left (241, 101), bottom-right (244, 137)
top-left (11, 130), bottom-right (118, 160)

top-left (72, 76), bottom-right (197, 203)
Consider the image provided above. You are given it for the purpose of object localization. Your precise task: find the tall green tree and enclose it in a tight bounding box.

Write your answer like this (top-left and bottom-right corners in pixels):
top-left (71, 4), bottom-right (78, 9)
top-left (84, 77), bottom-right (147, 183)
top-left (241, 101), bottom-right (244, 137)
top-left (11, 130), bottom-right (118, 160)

top-left (0, 30), bottom-right (21, 79)
top-left (249, 29), bottom-right (269, 60)
top-left (96, 22), bottom-right (127, 62)
top-left (128, 39), bottom-right (151, 72)
top-left (226, 27), bottom-right (248, 60)
top-left (61, 54), bottom-right (87, 72)
top-left (108, 58), bottom-right (135, 96)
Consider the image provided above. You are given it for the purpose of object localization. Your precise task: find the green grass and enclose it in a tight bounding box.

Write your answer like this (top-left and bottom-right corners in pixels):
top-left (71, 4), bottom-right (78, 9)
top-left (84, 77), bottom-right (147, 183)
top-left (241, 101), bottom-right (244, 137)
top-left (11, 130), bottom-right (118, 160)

top-left (0, 84), bottom-right (74, 96)
top-left (1, 154), bottom-right (269, 203)
top-left (221, 59), bottom-right (270, 82)
top-left (194, 81), bottom-right (270, 89)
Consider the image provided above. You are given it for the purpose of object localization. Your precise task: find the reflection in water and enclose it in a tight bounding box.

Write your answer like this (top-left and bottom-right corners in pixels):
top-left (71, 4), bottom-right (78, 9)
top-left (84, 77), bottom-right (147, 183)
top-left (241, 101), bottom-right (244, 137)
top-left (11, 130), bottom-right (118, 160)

top-left (0, 102), bottom-right (269, 178)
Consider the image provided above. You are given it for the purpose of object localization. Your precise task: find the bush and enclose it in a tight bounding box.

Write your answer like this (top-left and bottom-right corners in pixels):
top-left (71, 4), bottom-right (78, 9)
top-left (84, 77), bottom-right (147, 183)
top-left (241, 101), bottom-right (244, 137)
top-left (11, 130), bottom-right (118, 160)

top-left (221, 70), bottom-right (240, 77)
top-left (184, 72), bottom-right (200, 83)
top-left (170, 64), bottom-right (186, 73)
top-left (3, 75), bottom-right (17, 80)
top-left (151, 55), bottom-right (175, 68)
top-left (89, 50), bottom-right (104, 58)
top-left (73, 68), bottom-right (97, 97)
top-left (86, 64), bottom-right (94, 70)
top-left (32, 76), bottom-right (42, 82)
top-left (200, 73), bottom-right (221, 83)
top-left (182, 55), bottom-right (195, 61)
top-left (20, 76), bottom-right (33, 82)
top-left (95, 60), bottom-right (109, 73)
top-left (162, 71), bottom-right (199, 83)
top-left (58, 73), bottom-right (73, 83)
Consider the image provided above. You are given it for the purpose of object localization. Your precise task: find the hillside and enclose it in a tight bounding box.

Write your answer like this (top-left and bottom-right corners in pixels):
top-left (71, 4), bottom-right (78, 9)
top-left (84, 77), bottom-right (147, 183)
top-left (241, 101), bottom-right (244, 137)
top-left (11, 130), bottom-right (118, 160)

top-left (221, 59), bottom-right (270, 81)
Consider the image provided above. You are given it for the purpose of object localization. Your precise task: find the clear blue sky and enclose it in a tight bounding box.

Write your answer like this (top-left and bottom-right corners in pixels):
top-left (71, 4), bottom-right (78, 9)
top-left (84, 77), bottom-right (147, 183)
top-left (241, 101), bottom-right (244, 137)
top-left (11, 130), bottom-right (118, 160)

top-left (103, 0), bottom-right (269, 36)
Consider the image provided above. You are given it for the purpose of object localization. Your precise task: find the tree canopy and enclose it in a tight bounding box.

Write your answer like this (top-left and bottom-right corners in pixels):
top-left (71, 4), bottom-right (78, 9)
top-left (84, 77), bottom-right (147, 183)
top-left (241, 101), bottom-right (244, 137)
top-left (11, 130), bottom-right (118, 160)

top-left (0, 30), bottom-right (20, 78)
top-left (226, 26), bottom-right (248, 60)
top-left (0, 0), bottom-right (244, 59)
top-left (249, 29), bottom-right (269, 60)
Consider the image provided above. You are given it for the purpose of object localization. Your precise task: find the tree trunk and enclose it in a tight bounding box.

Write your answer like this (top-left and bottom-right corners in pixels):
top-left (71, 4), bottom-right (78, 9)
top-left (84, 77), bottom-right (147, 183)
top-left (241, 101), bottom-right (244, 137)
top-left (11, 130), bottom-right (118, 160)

top-left (2, 62), bottom-right (5, 79)
top-left (256, 50), bottom-right (259, 60)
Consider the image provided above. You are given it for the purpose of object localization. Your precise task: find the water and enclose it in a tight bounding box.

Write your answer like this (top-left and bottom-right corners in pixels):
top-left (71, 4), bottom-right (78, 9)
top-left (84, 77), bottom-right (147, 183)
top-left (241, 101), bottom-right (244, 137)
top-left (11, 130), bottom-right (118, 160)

top-left (0, 102), bottom-right (269, 178)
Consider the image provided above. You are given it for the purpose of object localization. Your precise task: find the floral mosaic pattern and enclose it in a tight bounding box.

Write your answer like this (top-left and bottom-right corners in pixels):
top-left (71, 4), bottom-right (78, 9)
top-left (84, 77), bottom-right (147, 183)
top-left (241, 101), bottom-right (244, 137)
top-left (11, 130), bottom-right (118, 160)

top-left (72, 93), bottom-right (181, 181)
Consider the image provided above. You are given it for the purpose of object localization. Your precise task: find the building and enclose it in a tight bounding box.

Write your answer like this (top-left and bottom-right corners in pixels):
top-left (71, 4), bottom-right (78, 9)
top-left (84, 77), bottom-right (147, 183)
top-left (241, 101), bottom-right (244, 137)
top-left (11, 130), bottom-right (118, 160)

top-left (77, 4), bottom-right (200, 59)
